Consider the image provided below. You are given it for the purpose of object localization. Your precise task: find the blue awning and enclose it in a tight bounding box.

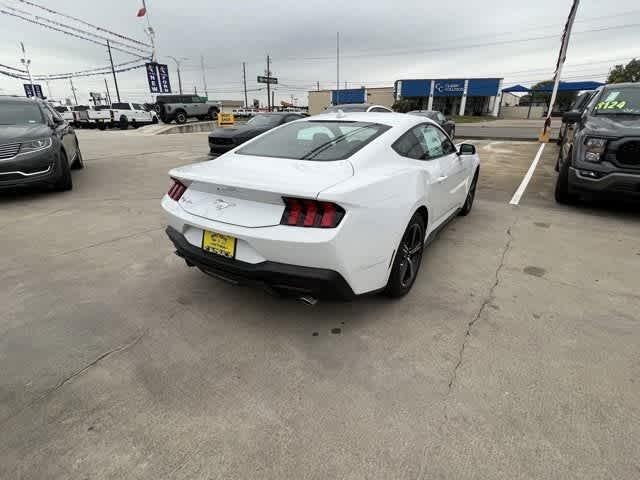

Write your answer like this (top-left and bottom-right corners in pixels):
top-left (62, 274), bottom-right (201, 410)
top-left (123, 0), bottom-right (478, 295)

top-left (502, 81), bottom-right (604, 93)
top-left (502, 84), bottom-right (529, 93)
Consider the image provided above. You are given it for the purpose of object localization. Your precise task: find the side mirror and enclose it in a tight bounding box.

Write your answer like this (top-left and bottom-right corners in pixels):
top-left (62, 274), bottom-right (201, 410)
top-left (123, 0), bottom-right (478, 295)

top-left (458, 143), bottom-right (476, 155)
top-left (562, 110), bottom-right (582, 123)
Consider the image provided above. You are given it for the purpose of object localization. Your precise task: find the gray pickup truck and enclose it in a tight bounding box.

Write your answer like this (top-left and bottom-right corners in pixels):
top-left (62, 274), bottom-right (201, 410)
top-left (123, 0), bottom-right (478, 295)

top-left (555, 82), bottom-right (640, 203)
top-left (156, 95), bottom-right (220, 124)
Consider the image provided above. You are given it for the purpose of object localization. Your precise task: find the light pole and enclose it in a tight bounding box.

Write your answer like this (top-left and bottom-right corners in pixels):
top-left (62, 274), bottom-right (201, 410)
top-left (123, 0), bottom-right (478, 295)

top-left (168, 56), bottom-right (187, 94)
top-left (20, 42), bottom-right (35, 99)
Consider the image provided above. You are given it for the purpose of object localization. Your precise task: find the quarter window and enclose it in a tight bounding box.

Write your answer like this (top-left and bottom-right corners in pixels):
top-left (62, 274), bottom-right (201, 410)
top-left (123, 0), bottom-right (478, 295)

top-left (393, 124), bottom-right (456, 160)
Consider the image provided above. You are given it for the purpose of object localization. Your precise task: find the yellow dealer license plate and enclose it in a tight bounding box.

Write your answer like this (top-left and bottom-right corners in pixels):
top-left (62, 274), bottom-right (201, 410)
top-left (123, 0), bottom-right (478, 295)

top-left (202, 230), bottom-right (236, 258)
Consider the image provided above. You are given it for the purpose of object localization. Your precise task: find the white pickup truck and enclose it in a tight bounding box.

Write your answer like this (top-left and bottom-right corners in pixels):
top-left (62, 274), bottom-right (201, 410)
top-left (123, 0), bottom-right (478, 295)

top-left (110, 102), bottom-right (158, 130)
top-left (52, 105), bottom-right (76, 124)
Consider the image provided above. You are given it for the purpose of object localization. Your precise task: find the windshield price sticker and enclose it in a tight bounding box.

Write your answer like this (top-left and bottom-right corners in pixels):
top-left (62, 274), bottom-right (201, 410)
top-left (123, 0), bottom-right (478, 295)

top-left (596, 100), bottom-right (627, 110)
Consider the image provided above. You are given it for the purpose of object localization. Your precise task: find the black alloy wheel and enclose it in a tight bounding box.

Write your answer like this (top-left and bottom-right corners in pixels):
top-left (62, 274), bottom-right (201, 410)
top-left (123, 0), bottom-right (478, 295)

top-left (384, 213), bottom-right (426, 297)
top-left (459, 171), bottom-right (478, 216)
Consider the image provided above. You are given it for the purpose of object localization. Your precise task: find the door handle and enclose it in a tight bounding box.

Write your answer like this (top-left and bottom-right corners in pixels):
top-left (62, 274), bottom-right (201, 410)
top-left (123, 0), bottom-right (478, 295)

top-left (436, 176), bottom-right (448, 183)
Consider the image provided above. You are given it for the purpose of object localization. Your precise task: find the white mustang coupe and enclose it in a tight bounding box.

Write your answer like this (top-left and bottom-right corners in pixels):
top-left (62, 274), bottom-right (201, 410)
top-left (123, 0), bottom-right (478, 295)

top-left (162, 112), bottom-right (479, 300)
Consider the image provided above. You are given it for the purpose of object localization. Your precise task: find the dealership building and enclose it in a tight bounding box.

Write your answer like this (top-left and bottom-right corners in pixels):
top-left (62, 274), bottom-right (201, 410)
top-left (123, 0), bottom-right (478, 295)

top-left (308, 78), bottom-right (504, 116)
top-left (395, 78), bottom-right (504, 116)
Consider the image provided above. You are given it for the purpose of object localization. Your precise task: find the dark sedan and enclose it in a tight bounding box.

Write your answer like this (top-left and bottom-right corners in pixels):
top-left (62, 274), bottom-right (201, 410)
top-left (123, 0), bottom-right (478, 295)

top-left (208, 112), bottom-right (305, 155)
top-left (0, 96), bottom-right (83, 191)
top-left (407, 110), bottom-right (455, 139)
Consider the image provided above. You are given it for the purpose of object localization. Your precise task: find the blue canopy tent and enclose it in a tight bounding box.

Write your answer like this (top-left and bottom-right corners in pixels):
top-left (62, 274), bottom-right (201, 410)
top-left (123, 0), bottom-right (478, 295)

top-left (500, 81), bottom-right (605, 117)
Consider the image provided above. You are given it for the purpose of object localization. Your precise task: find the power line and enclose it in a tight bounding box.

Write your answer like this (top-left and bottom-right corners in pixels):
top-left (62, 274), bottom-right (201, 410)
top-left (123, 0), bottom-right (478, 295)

top-left (0, 9), bottom-right (148, 58)
top-left (1, 1), bottom-right (149, 54)
top-left (14, 0), bottom-right (151, 48)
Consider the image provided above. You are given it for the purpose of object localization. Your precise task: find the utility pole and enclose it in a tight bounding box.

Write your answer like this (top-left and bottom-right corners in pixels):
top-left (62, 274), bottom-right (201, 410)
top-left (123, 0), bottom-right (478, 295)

top-left (242, 62), bottom-right (248, 108)
top-left (336, 32), bottom-right (340, 105)
top-left (106, 40), bottom-right (121, 102)
top-left (19, 42), bottom-right (35, 99)
top-left (168, 56), bottom-right (185, 94)
top-left (200, 55), bottom-right (208, 98)
top-left (69, 77), bottom-right (78, 105)
top-left (317, 81), bottom-right (320, 92)
top-left (272, 90), bottom-right (275, 111)
top-left (104, 78), bottom-right (111, 105)
top-left (266, 55), bottom-right (271, 112)
top-left (194, 86), bottom-right (198, 95)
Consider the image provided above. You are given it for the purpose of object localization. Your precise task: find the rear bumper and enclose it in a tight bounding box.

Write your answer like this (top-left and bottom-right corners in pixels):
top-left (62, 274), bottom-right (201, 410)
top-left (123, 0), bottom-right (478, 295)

top-left (208, 139), bottom-right (235, 154)
top-left (166, 226), bottom-right (355, 299)
top-left (569, 167), bottom-right (640, 196)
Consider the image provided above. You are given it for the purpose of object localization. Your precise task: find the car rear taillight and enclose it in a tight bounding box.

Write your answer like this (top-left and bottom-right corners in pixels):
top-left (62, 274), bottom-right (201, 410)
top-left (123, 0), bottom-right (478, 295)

top-left (167, 178), bottom-right (187, 201)
top-left (280, 197), bottom-right (345, 228)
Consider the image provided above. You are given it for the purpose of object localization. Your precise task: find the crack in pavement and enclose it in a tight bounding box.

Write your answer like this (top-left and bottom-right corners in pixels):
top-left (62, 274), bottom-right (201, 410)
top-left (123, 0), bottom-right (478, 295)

top-left (0, 330), bottom-right (147, 430)
top-left (446, 219), bottom-right (517, 394)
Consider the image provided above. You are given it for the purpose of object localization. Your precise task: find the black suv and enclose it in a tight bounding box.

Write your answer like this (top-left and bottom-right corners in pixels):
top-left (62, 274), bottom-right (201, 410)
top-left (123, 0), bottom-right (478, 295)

top-left (555, 83), bottom-right (640, 203)
top-left (0, 96), bottom-right (83, 191)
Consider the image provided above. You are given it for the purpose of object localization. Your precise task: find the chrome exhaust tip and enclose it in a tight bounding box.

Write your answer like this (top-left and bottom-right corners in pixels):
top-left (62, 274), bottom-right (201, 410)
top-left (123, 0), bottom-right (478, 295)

top-left (298, 295), bottom-right (318, 306)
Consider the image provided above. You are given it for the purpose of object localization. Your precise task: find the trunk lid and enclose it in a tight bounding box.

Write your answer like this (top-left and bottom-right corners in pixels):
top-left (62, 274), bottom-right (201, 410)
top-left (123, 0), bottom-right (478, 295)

top-left (171, 154), bottom-right (353, 227)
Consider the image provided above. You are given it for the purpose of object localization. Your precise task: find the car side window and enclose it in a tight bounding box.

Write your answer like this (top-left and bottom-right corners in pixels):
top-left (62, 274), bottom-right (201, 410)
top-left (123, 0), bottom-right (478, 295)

top-left (420, 125), bottom-right (456, 157)
top-left (284, 115), bottom-right (301, 123)
top-left (43, 104), bottom-right (62, 124)
top-left (370, 107), bottom-right (388, 112)
top-left (132, 103), bottom-right (143, 110)
top-left (392, 126), bottom-right (428, 160)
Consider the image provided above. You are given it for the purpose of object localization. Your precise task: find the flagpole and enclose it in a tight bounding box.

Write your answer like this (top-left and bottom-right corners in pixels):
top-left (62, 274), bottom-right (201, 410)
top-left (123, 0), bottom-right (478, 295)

top-left (540, 0), bottom-right (580, 142)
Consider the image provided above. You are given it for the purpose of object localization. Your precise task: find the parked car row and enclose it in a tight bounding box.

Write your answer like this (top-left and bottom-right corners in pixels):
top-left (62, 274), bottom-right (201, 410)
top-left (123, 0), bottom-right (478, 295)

top-left (53, 103), bottom-right (158, 130)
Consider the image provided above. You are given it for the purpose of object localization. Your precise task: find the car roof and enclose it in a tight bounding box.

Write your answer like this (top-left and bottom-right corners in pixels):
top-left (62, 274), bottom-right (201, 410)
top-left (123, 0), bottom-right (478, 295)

top-left (305, 111), bottom-right (433, 128)
top-left (603, 82), bottom-right (639, 89)
top-left (257, 111), bottom-right (299, 116)
top-left (0, 95), bottom-right (40, 103)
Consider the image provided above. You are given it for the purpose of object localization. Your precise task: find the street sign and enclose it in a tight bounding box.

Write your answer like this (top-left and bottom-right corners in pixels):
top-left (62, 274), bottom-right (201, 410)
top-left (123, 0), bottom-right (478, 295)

top-left (145, 63), bottom-right (160, 93)
top-left (145, 63), bottom-right (172, 93)
top-left (24, 83), bottom-right (44, 99)
top-left (257, 76), bottom-right (278, 85)
top-left (217, 113), bottom-right (235, 126)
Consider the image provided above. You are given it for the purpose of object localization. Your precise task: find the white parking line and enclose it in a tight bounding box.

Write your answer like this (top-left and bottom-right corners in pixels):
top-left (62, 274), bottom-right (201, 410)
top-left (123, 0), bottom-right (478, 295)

top-left (509, 143), bottom-right (546, 206)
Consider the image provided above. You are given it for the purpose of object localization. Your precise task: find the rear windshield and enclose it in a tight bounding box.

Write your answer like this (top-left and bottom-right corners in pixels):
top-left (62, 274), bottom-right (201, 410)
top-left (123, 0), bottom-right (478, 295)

top-left (0, 101), bottom-right (44, 125)
top-left (326, 104), bottom-right (366, 112)
top-left (236, 120), bottom-right (391, 161)
top-left (246, 114), bottom-right (282, 127)
top-left (593, 87), bottom-right (640, 115)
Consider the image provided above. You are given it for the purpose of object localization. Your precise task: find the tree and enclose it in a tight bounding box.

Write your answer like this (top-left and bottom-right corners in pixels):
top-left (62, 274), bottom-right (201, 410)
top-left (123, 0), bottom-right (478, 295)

top-left (607, 59), bottom-right (640, 84)
top-left (530, 80), bottom-right (577, 111)
top-left (392, 97), bottom-right (424, 113)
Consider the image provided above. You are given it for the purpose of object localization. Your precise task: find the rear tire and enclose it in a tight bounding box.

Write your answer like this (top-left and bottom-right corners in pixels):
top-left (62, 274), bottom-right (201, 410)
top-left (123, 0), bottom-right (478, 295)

top-left (119, 116), bottom-right (129, 130)
top-left (151, 115), bottom-right (159, 124)
top-left (175, 111), bottom-right (187, 124)
top-left (131, 119), bottom-right (138, 129)
top-left (54, 151), bottom-right (73, 191)
top-left (384, 213), bottom-right (426, 298)
top-left (208, 108), bottom-right (218, 120)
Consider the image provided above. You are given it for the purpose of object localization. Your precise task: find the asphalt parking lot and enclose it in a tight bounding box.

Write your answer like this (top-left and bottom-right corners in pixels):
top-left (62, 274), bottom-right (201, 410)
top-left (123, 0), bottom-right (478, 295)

top-left (1, 130), bottom-right (639, 479)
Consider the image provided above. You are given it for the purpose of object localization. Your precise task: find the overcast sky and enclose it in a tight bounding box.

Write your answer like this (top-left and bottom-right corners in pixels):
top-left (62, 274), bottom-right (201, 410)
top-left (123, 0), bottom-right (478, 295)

top-left (0, 0), bottom-right (638, 105)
